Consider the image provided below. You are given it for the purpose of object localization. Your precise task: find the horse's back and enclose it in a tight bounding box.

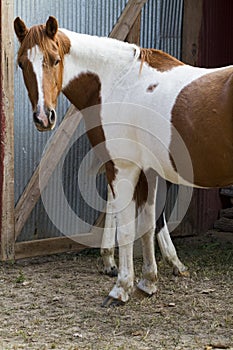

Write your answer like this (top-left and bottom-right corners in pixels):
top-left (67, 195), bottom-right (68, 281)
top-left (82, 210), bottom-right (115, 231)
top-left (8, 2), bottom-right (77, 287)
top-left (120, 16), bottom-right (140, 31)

top-left (103, 63), bottom-right (233, 188)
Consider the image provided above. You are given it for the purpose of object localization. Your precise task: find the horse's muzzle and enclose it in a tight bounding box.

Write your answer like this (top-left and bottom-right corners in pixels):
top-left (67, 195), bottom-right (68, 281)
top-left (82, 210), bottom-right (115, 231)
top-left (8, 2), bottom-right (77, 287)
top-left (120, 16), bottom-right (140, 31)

top-left (33, 106), bottom-right (57, 131)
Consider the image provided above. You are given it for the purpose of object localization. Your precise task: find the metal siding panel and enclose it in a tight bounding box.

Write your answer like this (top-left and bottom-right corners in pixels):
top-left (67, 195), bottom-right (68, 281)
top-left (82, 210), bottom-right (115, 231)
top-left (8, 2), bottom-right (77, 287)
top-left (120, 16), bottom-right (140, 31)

top-left (141, 0), bottom-right (183, 58)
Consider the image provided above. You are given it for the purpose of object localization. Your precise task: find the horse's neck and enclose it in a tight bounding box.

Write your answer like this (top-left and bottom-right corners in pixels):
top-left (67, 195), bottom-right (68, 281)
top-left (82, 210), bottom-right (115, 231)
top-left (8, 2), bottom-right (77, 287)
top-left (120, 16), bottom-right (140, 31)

top-left (61, 29), bottom-right (139, 88)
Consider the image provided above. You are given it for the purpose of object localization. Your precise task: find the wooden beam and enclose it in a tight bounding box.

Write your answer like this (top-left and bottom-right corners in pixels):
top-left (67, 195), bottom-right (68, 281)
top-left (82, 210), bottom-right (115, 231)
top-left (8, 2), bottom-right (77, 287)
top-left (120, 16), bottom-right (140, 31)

top-left (14, 207), bottom-right (107, 260)
top-left (15, 236), bottom-right (87, 260)
top-left (110, 0), bottom-right (147, 40)
top-left (126, 13), bottom-right (141, 45)
top-left (15, 105), bottom-right (81, 238)
top-left (0, 0), bottom-right (15, 261)
top-left (182, 0), bottom-right (203, 65)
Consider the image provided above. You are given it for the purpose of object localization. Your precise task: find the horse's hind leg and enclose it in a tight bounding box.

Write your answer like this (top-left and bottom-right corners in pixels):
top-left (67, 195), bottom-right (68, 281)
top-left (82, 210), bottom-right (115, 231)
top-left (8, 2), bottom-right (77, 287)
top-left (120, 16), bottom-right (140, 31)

top-left (155, 179), bottom-right (188, 276)
top-left (136, 173), bottom-right (188, 296)
top-left (156, 213), bottom-right (188, 275)
top-left (101, 186), bottom-right (118, 277)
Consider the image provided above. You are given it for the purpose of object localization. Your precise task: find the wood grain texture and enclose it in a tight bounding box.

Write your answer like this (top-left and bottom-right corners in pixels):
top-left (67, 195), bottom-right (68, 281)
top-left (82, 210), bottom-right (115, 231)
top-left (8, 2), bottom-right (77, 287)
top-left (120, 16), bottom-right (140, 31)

top-left (182, 0), bottom-right (203, 65)
top-left (0, 0), bottom-right (15, 260)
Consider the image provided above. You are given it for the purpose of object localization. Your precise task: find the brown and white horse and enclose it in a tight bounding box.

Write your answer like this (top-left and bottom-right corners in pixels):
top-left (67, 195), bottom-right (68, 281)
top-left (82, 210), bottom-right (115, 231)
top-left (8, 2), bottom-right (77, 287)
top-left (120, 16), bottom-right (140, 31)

top-left (14, 16), bottom-right (233, 306)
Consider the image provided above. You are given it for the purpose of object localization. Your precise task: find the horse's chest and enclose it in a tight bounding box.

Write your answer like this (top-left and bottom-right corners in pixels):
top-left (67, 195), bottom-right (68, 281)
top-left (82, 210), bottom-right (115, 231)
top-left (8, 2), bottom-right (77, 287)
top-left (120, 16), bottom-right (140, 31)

top-left (101, 102), bottom-right (177, 182)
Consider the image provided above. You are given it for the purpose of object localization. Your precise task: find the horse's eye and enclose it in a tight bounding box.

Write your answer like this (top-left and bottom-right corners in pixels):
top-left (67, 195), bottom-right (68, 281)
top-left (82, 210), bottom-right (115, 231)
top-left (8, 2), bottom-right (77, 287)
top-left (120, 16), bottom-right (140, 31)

top-left (54, 59), bottom-right (60, 66)
top-left (18, 62), bottom-right (23, 69)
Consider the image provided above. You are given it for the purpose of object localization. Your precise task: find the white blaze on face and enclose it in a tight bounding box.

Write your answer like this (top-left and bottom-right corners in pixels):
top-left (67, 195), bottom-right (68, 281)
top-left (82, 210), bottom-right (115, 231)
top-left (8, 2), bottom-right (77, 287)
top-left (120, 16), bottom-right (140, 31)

top-left (27, 45), bottom-right (44, 112)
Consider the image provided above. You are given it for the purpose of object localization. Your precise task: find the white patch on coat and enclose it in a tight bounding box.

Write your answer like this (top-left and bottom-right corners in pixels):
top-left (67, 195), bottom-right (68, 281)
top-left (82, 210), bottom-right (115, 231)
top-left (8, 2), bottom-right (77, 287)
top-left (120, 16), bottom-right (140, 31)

top-left (27, 45), bottom-right (44, 110)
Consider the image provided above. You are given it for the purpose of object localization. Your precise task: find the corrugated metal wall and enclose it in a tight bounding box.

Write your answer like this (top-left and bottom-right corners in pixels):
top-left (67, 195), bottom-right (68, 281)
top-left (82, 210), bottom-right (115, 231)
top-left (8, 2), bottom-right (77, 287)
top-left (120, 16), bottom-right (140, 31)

top-left (141, 0), bottom-right (183, 59)
top-left (14, 0), bottom-right (184, 242)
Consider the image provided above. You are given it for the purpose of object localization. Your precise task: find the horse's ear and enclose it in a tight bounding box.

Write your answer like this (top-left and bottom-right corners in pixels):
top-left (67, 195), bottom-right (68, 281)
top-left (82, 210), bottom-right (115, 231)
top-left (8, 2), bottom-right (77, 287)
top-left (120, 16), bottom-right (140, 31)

top-left (46, 16), bottom-right (58, 39)
top-left (14, 17), bottom-right (28, 43)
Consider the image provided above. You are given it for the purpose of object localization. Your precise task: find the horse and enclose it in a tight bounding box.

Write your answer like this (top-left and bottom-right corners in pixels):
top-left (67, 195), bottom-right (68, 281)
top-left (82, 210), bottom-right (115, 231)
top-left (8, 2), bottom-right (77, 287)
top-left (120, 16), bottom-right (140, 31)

top-left (14, 16), bottom-right (188, 303)
top-left (14, 16), bottom-right (233, 306)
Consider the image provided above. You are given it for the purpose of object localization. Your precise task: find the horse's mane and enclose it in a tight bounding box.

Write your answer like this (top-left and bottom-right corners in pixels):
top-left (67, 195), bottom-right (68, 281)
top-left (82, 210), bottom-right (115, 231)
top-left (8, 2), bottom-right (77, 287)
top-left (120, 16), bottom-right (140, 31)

top-left (17, 25), bottom-right (70, 64)
top-left (139, 48), bottom-right (184, 73)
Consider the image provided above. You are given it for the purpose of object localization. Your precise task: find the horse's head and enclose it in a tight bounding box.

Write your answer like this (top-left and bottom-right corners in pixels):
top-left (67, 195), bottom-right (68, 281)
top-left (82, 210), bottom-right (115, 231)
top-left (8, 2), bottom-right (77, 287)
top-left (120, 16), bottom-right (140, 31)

top-left (14, 16), bottom-right (70, 131)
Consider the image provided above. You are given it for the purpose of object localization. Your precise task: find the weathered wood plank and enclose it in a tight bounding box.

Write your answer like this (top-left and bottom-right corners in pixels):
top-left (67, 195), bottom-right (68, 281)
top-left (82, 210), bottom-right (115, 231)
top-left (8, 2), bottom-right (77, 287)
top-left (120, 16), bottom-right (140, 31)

top-left (14, 209), bottom-right (106, 260)
top-left (220, 207), bottom-right (233, 219)
top-left (0, 0), bottom-right (15, 261)
top-left (214, 217), bottom-right (233, 233)
top-left (125, 13), bottom-right (141, 45)
top-left (15, 236), bottom-right (87, 260)
top-left (110, 0), bottom-right (147, 40)
top-left (182, 0), bottom-right (203, 65)
top-left (15, 106), bottom-right (81, 238)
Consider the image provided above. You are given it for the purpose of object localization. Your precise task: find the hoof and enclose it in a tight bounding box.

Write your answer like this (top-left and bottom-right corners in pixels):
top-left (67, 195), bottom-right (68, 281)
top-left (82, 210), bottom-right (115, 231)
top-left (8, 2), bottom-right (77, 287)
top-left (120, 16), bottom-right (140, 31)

top-left (173, 266), bottom-right (190, 277)
top-left (104, 266), bottom-right (118, 277)
top-left (134, 287), bottom-right (155, 299)
top-left (137, 279), bottom-right (158, 296)
top-left (101, 296), bottom-right (125, 308)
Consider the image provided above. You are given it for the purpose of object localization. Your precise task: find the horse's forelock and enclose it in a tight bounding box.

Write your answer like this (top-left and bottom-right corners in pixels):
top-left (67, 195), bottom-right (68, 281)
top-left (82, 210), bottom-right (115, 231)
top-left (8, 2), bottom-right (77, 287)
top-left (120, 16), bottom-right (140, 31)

top-left (17, 24), bottom-right (68, 64)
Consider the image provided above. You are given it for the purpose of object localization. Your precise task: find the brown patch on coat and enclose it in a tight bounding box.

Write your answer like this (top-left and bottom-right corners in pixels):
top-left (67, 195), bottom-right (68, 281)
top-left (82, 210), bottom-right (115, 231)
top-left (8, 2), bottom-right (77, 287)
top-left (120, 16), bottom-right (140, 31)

top-left (139, 48), bottom-right (184, 73)
top-left (146, 83), bottom-right (158, 92)
top-left (20, 60), bottom-right (38, 110)
top-left (133, 168), bottom-right (157, 208)
top-left (170, 67), bottom-right (233, 187)
top-left (63, 72), bottom-right (117, 195)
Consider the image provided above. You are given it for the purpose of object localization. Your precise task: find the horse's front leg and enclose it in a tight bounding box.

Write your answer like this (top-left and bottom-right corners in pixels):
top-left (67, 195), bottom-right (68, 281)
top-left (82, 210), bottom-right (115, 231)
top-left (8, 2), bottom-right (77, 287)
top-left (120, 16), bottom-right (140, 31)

top-left (138, 226), bottom-right (158, 295)
top-left (102, 200), bottom-right (136, 306)
top-left (137, 173), bottom-right (158, 295)
top-left (102, 165), bottom-right (140, 307)
top-left (101, 186), bottom-right (118, 277)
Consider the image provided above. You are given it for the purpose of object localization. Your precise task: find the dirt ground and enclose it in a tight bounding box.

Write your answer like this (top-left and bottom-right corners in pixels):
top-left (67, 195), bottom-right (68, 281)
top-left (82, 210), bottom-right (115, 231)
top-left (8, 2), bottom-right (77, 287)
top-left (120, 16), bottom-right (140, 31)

top-left (0, 231), bottom-right (233, 350)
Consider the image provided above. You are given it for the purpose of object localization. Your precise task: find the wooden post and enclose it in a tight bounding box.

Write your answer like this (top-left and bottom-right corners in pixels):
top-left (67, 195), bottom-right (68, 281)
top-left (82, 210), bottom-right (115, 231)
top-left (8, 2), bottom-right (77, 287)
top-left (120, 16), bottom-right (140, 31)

top-left (182, 0), bottom-right (203, 65)
top-left (126, 13), bottom-right (141, 45)
top-left (0, 0), bottom-right (15, 260)
top-left (110, 0), bottom-right (147, 40)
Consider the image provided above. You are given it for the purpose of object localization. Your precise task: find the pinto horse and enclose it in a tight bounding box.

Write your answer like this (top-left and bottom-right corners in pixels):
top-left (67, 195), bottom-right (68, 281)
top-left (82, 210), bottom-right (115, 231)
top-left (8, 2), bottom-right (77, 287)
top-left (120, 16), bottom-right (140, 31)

top-left (14, 16), bottom-right (233, 306)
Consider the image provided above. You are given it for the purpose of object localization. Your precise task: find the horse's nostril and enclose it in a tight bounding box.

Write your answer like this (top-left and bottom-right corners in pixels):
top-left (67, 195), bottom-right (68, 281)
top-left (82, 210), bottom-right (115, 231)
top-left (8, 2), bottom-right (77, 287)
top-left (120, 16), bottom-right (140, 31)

top-left (49, 109), bottom-right (56, 124)
top-left (33, 112), bottom-right (43, 126)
